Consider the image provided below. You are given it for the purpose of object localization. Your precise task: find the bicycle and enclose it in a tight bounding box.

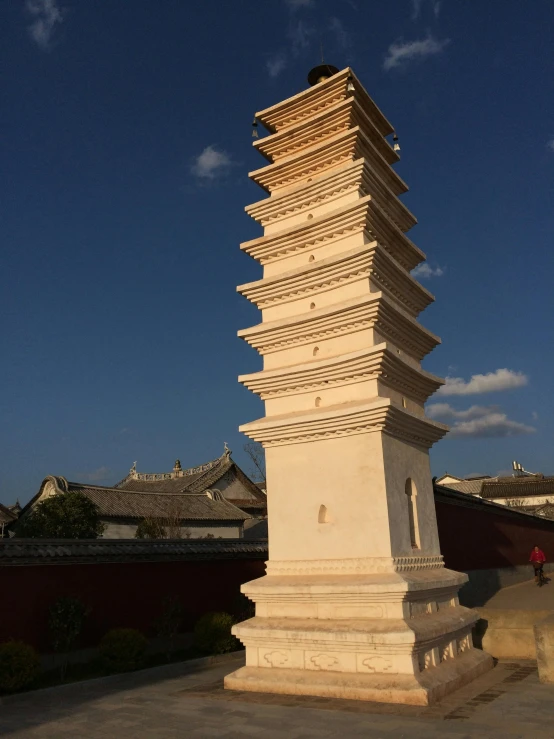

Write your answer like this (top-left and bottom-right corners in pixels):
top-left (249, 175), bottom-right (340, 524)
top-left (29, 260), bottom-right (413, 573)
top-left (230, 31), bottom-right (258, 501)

top-left (535, 566), bottom-right (547, 587)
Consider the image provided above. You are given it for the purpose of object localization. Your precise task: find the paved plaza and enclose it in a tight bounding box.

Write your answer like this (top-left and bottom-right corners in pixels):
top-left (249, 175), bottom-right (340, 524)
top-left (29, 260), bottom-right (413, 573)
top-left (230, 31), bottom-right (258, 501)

top-left (0, 650), bottom-right (553, 738)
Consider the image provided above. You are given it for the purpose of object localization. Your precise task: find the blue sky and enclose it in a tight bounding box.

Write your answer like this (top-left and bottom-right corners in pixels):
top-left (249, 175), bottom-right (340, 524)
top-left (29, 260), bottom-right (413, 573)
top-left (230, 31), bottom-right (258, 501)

top-left (1, 0), bottom-right (553, 504)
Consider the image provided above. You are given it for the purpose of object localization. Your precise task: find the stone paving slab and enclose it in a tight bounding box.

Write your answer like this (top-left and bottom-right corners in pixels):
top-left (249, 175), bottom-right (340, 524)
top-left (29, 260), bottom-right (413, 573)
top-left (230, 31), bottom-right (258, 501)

top-left (482, 577), bottom-right (554, 610)
top-left (0, 654), bottom-right (553, 738)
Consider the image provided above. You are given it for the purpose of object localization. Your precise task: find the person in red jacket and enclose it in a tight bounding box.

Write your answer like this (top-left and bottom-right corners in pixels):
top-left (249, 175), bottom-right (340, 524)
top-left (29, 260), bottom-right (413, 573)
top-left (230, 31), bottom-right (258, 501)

top-left (530, 545), bottom-right (546, 583)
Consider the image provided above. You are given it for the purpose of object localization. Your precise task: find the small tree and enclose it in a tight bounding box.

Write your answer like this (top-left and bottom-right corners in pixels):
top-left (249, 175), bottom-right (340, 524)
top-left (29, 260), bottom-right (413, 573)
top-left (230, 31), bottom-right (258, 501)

top-left (154, 596), bottom-right (183, 661)
top-left (135, 518), bottom-right (166, 539)
top-left (244, 441), bottom-right (266, 488)
top-left (48, 597), bottom-right (90, 679)
top-left (16, 492), bottom-right (105, 539)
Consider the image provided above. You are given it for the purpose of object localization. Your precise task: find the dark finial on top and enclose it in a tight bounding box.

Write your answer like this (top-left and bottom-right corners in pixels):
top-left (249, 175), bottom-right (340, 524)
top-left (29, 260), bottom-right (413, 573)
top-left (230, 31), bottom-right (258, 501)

top-left (307, 64), bottom-right (340, 86)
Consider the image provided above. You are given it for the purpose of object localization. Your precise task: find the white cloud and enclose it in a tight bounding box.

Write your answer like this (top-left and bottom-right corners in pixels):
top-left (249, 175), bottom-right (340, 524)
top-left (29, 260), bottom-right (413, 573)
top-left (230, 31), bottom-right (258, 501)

top-left (532, 411), bottom-right (539, 421)
top-left (449, 414), bottom-right (535, 438)
top-left (383, 34), bottom-right (450, 71)
top-left (191, 146), bottom-right (234, 180)
top-left (437, 369), bottom-right (528, 396)
top-left (428, 403), bottom-right (536, 438)
top-left (329, 17), bottom-right (350, 49)
top-left (26, 0), bottom-right (64, 51)
top-left (427, 403), bottom-right (497, 421)
top-left (285, 0), bottom-right (314, 8)
top-left (547, 139), bottom-right (554, 152)
top-left (267, 52), bottom-right (288, 78)
top-left (411, 262), bottom-right (444, 279)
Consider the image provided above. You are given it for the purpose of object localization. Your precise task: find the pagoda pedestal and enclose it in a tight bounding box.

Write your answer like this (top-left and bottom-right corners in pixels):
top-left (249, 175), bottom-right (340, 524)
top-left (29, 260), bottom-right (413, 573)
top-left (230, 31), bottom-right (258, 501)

top-left (225, 67), bottom-right (492, 705)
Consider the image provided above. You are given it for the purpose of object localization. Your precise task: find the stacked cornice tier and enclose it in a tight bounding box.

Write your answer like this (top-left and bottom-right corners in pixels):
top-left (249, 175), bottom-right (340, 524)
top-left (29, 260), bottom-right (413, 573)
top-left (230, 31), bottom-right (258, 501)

top-left (226, 67), bottom-right (492, 705)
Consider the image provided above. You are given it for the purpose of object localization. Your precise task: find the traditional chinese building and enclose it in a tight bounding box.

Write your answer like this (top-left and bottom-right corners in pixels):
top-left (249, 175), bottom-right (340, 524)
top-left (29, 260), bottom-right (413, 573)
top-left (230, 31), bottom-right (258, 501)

top-left (226, 65), bottom-right (491, 704)
top-left (16, 449), bottom-right (267, 539)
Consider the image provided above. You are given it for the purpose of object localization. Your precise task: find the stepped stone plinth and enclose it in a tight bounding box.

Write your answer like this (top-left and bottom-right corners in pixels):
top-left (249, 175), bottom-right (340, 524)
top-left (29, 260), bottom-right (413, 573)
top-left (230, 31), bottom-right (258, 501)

top-left (225, 66), bottom-right (492, 704)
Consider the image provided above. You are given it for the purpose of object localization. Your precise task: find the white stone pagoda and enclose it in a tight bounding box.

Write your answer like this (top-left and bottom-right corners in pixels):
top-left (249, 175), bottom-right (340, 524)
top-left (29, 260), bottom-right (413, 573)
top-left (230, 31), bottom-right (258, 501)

top-left (225, 65), bottom-right (492, 704)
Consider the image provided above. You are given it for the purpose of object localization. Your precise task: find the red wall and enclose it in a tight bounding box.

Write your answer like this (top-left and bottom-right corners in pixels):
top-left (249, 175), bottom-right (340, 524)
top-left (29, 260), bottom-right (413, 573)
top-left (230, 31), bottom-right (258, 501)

top-left (0, 558), bottom-right (265, 652)
top-left (436, 497), bottom-right (554, 571)
top-left (4, 497), bottom-right (554, 652)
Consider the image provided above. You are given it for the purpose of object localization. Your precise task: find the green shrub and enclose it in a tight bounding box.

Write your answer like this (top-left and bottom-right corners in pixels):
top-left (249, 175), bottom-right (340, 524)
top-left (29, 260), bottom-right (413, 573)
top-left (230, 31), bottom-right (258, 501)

top-left (99, 628), bottom-right (147, 673)
top-left (193, 612), bottom-right (239, 655)
top-left (0, 641), bottom-right (40, 692)
top-left (49, 596), bottom-right (90, 654)
top-left (135, 518), bottom-right (166, 539)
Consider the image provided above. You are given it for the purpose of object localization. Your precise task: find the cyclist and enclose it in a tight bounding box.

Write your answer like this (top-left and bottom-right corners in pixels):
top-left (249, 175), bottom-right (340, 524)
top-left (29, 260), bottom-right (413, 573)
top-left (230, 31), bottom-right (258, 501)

top-left (530, 545), bottom-right (546, 584)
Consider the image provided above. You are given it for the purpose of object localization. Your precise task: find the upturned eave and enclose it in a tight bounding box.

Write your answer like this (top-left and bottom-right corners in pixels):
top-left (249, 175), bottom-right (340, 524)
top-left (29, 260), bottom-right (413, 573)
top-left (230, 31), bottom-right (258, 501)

top-left (253, 96), bottom-right (398, 166)
top-left (245, 159), bottom-right (417, 235)
top-left (240, 397), bottom-right (448, 450)
top-left (241, 194), bottom-right (424, 271)
top-left (255, 67), bottom-right (394, 138)
top-left (239, 343), bottom-right (443, 403)
top-left (249, 126), bottom-right (407, 196)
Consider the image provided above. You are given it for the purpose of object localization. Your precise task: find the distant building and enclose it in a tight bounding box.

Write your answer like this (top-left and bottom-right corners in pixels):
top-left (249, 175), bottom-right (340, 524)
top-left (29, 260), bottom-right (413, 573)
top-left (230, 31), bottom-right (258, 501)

top-left (437, 471), bottom-right (554, 520)
top-left (435, 474), bottom-right (498, 496)
top-left (16, 449), bottom-right (267, 539)
top-left (0, 504), bottom-right (17, 538)
top-left (116, 448), bottom-right (267, 520)
top-left (480, 476), bottom-right (554, 517)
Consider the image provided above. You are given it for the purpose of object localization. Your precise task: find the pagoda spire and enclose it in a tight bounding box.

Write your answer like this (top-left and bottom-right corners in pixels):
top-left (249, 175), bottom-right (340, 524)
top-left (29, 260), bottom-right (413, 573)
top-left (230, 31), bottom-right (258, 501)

top-left (226, 66), bottom-right (492, 704)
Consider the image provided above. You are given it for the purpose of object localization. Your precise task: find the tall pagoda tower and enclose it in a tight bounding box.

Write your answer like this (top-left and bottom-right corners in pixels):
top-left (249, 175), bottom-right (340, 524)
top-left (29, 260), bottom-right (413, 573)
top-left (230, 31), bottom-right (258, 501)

top-left (225, 66), bottom-right (492, 704)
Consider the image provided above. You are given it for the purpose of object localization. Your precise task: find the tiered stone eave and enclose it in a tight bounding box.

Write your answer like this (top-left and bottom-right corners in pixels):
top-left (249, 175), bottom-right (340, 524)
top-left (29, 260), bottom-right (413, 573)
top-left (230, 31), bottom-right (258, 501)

top-left (237, 242), bottom-right (434, 318)
top-left (255, 67), bottom-right (394, 138)
top-left (254, 96), bottom-right (399, 166)
top-left (241, 195), bottom-right (425, 271)
top-left (245, 159), bottom-right (417, 235)
top-left (238, 343), bottom-right (444, 404)
top-left (237, 292), bottom-right (441, 362)
top-left (239, 397), bottom-right (448, 450)
top-left (249, 127), bottom-right (408, 196)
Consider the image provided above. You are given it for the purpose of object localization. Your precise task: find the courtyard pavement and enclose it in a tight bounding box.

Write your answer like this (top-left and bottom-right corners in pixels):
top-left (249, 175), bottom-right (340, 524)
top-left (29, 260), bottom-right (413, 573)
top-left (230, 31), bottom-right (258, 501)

top-left (0, 650), bottom-right (553, 738)
top-left (481, 575), bottom-right (554, 610)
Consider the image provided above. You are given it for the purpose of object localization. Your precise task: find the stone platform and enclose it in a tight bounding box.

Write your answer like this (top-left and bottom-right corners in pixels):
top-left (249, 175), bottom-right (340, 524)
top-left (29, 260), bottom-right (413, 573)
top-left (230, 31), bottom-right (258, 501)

top-left (0, 652), bottom-right (552, 738)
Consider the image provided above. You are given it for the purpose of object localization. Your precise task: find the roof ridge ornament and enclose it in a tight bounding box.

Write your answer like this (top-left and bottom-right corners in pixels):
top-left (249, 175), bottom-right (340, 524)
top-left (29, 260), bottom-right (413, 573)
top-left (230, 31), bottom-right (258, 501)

top-left (223, 441), bottom-right (231, 457)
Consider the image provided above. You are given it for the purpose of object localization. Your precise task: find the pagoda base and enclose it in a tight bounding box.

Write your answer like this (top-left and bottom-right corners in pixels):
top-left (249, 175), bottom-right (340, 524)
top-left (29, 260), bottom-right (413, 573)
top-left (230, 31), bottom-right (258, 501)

top-left (225, 648), bottom-right (492, 706)
top-left (224, 567), bottom-right (493, 705)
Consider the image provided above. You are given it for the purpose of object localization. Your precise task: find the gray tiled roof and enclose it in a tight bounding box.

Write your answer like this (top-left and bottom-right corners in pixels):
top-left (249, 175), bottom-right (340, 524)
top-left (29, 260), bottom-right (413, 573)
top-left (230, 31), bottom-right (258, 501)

top-left (440, 479), bottom-right (493, 495)
top-left (0, 539), bottom-right (269, 566)
top-left (115, 454), bottom-right (267, 504)
top-left (65, 481), bottom-right (249, 521)
top-left (481, 476), bottom-right (554, 500)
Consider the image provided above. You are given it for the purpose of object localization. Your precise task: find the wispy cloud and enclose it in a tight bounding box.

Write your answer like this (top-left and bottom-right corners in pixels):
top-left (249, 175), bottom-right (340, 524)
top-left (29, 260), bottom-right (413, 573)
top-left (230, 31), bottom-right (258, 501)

top-left (411, 262), bottom-right (444, 279)
top-left (267, 52), bottom-right (288, 78)
top-left (411, 0), bottom-right (441, 20)
top-left (191, 145), bottom-right (234, 180)
top-left (428, 403), bottom-right (499, 421)
top-left (76, 466), bottom-right (112, 483)
top-left (288, 19), bottom-right (314, 54)
top-left (532, 411), bottom-right (539, 421)
top-left (267, 15), bottom-right (315, 78)
top-left (383, 34), bottom-right (450, 71)
top-left (428, 403), bottom-right (536, 438)
top-left (329, 17), bottom-right (350, 50)
top-left (26, 0), bottom-right (64, 51)
top-left (437, 369), bottom-right (528, 396)
top-left (547, 138), bottom-right (554, 152)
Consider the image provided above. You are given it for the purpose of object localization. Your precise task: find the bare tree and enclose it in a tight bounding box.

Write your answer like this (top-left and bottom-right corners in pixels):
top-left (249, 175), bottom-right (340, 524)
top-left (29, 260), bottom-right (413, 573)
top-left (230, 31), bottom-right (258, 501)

top-left (244, 441), bottom-right (266, 487)
top-left (163, 498), bottom-right (191, 539)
